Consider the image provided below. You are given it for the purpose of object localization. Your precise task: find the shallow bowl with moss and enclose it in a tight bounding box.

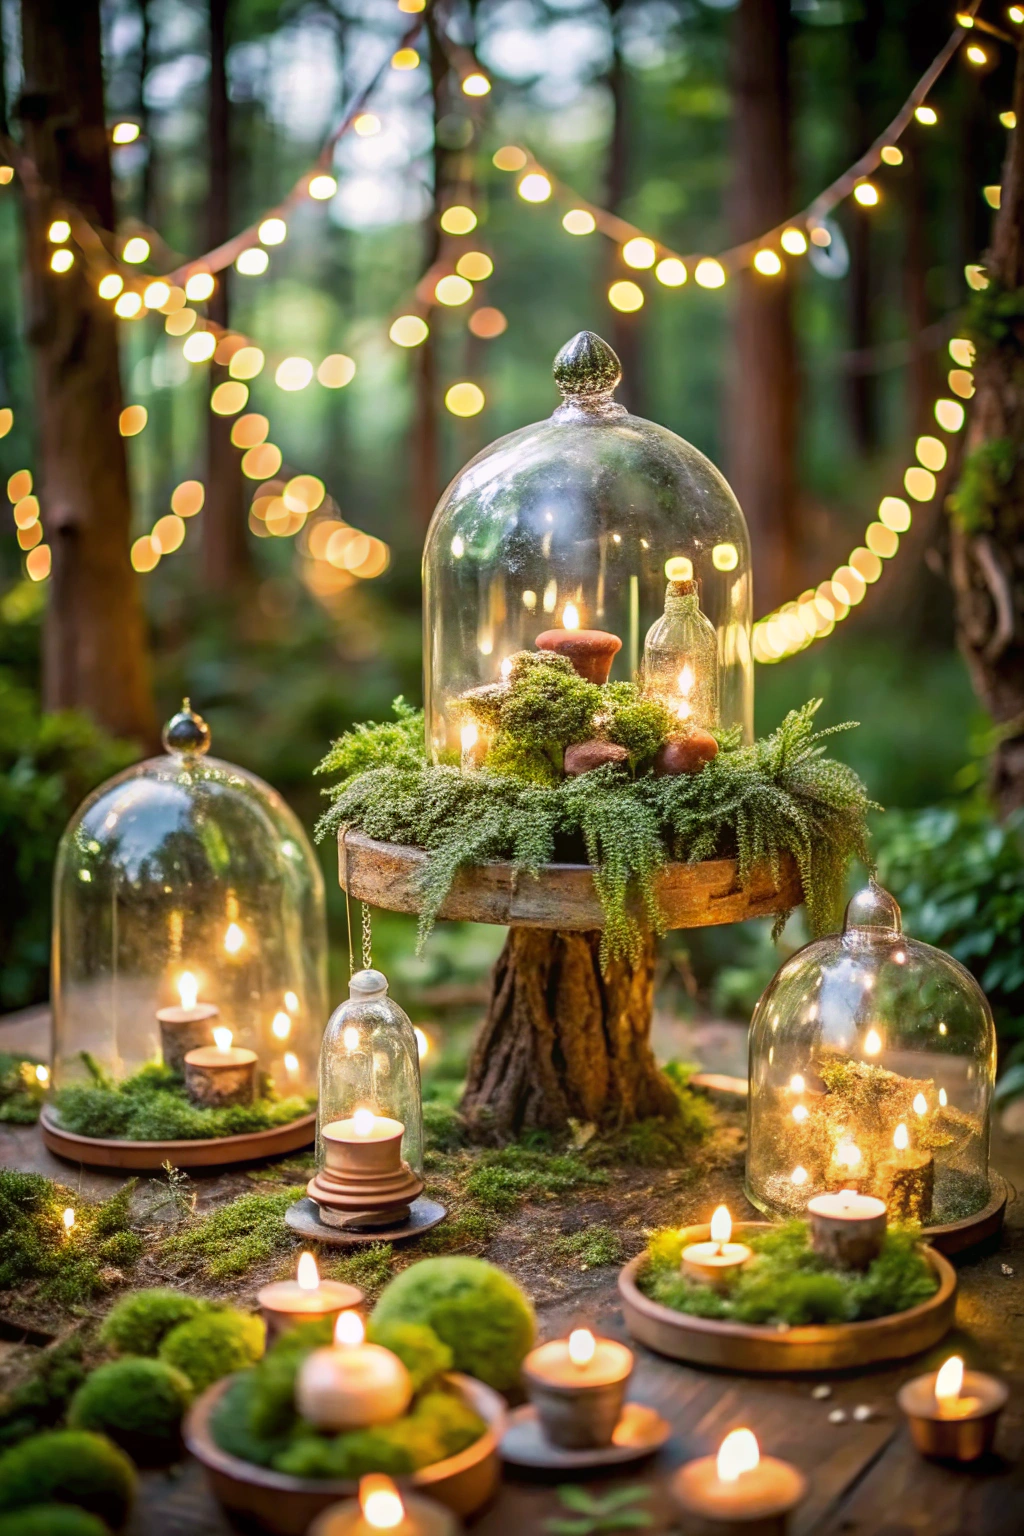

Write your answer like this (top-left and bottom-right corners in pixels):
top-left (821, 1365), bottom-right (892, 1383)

top-left (184, 1372), bottom-right (505, 1536)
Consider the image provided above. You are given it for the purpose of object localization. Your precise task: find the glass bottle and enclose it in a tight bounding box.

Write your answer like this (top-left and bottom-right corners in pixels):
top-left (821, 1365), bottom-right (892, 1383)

top-left (642, 578), bottom-right (720, 731)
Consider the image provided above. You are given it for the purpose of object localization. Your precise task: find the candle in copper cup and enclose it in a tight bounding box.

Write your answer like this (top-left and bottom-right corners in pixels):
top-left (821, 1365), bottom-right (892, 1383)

top-left (183, 1026), bottom-right (257, 1107)
top-left (522, 1328), bottom-right (633, 1449)
top-left (308, 1474), bottom-right (462, 1536)
top-left (898, 1355), bottom-right (1008, 1462)
top-left (681, 1207), bottom-right (752, 1291)
top-left (536, 603), bottom-right (622, 684)
top-left (807, 1190), bottom-right (887, 1270)
top-left (307, 1108), bottom-right (424, 1229)
top-left (157, 971), bottom-right (219, 1075)
top-left (257, 1252), bottom-right (365, 1343)
top-left (670, 1429), bottom-right (807, 1536)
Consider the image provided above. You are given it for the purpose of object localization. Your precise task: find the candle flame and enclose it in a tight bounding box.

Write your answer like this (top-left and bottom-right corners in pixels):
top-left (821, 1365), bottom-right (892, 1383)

top-left (717, 1428), bottom-right (759, 1483)
top-left (893, 1122), bottom-right (909, 1152)
top-left (562, 603), bottom-right (580, 630)
top-left (179, 971), bottom-right (199, 1009)
top-left (352, 1107), bottom-right (376, 1137)
top-left (939, 1087), bottom-right (947, 1107)
top-left (284, 1052), bottom-right (299, 1073)
top-left (414, 1026), bottom-right (430, 1060)
top-left (272, 1011), bottom-right (291, 1040)
top-left (213, 1026), bottom-right (233, 1052)
top-left (677, 663), bottom-right (695, 695)
top-left (792, 1103), bottom-right (809, 1123)
top-left (285, 990), bottom-right (299, 1013)
top-left (709, 1205), bottom-right (732, 1246)
top-left (913, 1092), bottom-right (928, 1116)
top-left (297, 1251), bottom-right (319, 1290)
top-left (791, 1165), bottom-right (808, 1186)
top-left (460, 722), bottom-right (478, 751)
top-left (335, 1310), bottom-right (365, 1347)
top-left (568, 1329), bottom-right (596, 1367)
top-left (789, 1074), bottom-right (805, 1094)
top-left (62, 1207), bottom-right (75, 1231)
top-left (343, 1025), bottom-right (361, 1052)
top-left (224, 922), bottom-right (245, 954)
top-left (836, 1141), bottom-right (862, 1169)
top-left (864, 1028), bottom-right (882, 1056)
top-left (359, 1474), bottom-right (405, 1529)
top-left (935, 1355), bottom-right (964, 1405)
top-left (500, 656), bottom-right (513, 679)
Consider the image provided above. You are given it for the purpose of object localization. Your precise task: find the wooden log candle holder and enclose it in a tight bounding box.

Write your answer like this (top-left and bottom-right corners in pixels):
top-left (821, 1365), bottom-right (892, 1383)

top-left (308, 1114), bottom-right (424, 1230)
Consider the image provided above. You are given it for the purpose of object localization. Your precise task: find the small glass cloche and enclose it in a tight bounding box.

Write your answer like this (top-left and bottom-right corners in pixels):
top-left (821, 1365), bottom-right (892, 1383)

top-left (316, 969), bottom-right (424, 1178)
top-left (52, 701), bottom-right (327, 1099)
top-left (747, 881), bottom-right (996, 1225)
top-left (422, 330), bottom-right (753, 764)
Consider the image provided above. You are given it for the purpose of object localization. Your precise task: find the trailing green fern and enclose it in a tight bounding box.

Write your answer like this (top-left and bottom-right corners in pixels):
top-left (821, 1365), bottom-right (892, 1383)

top-left (316, 699), bottom-right (874, 961)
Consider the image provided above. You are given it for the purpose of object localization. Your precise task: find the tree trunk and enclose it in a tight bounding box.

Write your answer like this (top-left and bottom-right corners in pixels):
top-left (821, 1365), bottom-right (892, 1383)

top-left (948, 41), bottom-right (1024, 814)
top-left (605, 1), bottom-right (642, 415)
top-left (20, 0), bottom-right (156, 747)
top-left (726, 0), bottom-right (799, 612)
top-left (202, 0), bottom-right (251, 591)
top-left (459, 926), bottom-right (677, 1141)
top-left (847, 0), bottom-right (883, 455)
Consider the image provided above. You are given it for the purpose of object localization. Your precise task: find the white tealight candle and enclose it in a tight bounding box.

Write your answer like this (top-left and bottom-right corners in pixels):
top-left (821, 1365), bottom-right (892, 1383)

top-left (670, 1429), bottom-right (807, 1535)
top-left (296, 1311), bottom-right (413, 1431)
top-left (308, 1474), bottom-right (462, 1536)
top-left (807, 1190), bottom-right (887, 1270)
top-left (183, 1026), bottom-right (257, 1108)
top-left (681, 1207), bottom-right (752, 1291)
top-left (258, 1252), bottom-right (365, 1342)
top-left (157, 970), bottom-right (219, 1074)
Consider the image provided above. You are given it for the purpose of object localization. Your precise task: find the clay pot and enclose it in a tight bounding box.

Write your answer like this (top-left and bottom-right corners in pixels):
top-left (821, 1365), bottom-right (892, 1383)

top-left (653, 730), bottom-right (719, 776)
top-left (535, 629), bottom-right (622, 684)
top-left (564, 740), bottom-right (629, 777)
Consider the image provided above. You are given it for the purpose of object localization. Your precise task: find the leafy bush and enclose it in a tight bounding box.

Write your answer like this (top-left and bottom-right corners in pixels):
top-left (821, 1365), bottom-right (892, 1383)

top-left (0, 1340), bottom-right (87, 1450)
top-left (68, 1359), bottom-right (193, 1467)
top-left (0, 1430), bottom-right (135, 1529)
top-left (158, 1310), bottom-right (265, 1393)
top-left (98, 1289), bottom-right (210, 1358)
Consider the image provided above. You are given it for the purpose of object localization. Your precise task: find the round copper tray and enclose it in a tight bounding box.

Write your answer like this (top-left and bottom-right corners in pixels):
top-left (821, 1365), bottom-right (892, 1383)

top-left (618, 1222), bottom-right (956, 1374)
top-left (40, 1104), bottom-right (315, 1171)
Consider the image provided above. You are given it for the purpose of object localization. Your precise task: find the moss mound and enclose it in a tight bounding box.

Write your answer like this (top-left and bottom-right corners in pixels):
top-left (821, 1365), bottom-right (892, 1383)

top-left (0, 1172), bottom-right (141, 1306)
top-left (158, 1309), bottom-right (265, 1393)
top-left (68, 1358), bottom-right (193, 1467)
top-left (372, 1257), bottom-right (535, 1391)
top-left (0, 1506), bottom-right (111, 1536)
top-left (0, 1430), bottom-right (134, 1529)
top-left (98, 1288), bottom-right (211, 1357)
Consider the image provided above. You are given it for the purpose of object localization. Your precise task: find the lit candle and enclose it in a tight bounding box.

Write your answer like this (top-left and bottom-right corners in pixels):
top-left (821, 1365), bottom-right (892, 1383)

top-left (681, 1207), bottom-right (752, 1291)
top-left (669, 1429), bottom-right (807, 1536)
top-left (307, 1473), bottom-right (462, 1536)
top-left (183, 1026), bottom-right (257, 1108)
top-left (807, 1190), bottom-right (887, 1270)
top-left (257, 1252), bottom-right (365, 1343)
top-left (876, 1122), bottom-right (934, 1221)
top-left (296, 1311), bottom-right (413, 1432)
top-left (522, 1328), bottom-right (633, 1450)
top-left (307, 1110), bottom-right (424, 1230)
top-left (827, 1139), bottom-right (867, 1193)
top-left (156, 971), bottom-right (219, 1075)
top-left (535, 607), bottom-right (623, 684)
top-left (898, 1355), bottom-right (1008, 1462)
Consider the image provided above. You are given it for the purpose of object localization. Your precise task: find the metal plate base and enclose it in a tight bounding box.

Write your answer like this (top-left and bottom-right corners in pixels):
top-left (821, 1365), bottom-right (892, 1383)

top-left (285, 1195), bottom-right (446, 1246)
top-left (500, 1402), bottom-right (671, 1471)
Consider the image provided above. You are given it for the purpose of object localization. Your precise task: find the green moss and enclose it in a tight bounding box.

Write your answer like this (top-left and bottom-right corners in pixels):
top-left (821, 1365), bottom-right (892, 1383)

top-left (498, 661), bottom-right (601, 755)
top-left (422, 1101), bottom-right (466, 1153)
top-left (591, 1070), bottom-right (713, 1168)
top-left (485, 734), bottom-right (561, 785)
top-left (159, 1189), bottom-right (304, 1280)
top-left (99, 1289), bottom-right (211, 1357)
top-left (464, 1147), bottom-right (607, 1214)
top-left (54, 1063), bottom-right (313, 1144)
top-left (158, 1310), bottom-right (265, 1393)
top-left (0, 1056), bottom-right (46, 1126)
top-left (0, 1172), bottom-right (141, 1306)
top-left (0, 1431), bottom-right (135, 1529)
top-left (551, 1226), bottom-right (625, 1268)
top-left (947, 437), bottom-right (1019, 534)
top-left (366, 1322), bottom-right (452, 1391)
top-left (269, 1386), bottom-right (484, 1480)
top-left (325, 1243), bottom-right (395, 1299)
top-left (68, 1358), bottom-right (193, 1467)
top-left (418, 1209), bottom-right (499, 1255)
top-left (601, 683), bottom-right (673, 769)
top-left (0, 1507), bottom-right (111, 1536)
top-left (0, 1340), bottom-right (87, 1450)
top-left (372, 1257), bottom-right (535, 1391)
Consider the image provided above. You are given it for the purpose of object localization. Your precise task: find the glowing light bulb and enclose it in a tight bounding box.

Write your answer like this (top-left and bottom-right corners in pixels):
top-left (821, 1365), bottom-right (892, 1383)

top-left (913, 1092), bottom-right (928, 1116)
top-left (272, 1012), bottom-right (291, 1040)
top-left (179, 972), bottom-right (199, 1010)
top-left (63, 1208), bottom-right (75, 1231)
top-left (709, 1205), bottom-right (732, 1248)
top-left (353, 1107), bottom-right (376, 1137)
top-left (789, 1074), bottom-right (805, 1094)
top-left (717, 1428), bottom-right (759, 1483)
top-left (35, 1065), bottom-right (49, 1085)
top-left (853, 181), bottom-right (879, 206)
top-left (791, 1166), bottom-right (808, 1186)
top-left (792, 1103), bottom-right (809, 1123)
top-left (568, 1329), bottom-right (596, 1367)
top-left (414, 1026), bottom-right (430, 1060)
top-left (695, 257), bottom-right (726, 288)
top-left (285, 991), bottom-right (299, 1013)
top-left (893, 1122), bottom-right (909, 1152)
top-left (562, 603), bottom-right (580, 630)
top-left (935, 1355), bottom-right (963, 1406)
top-left (213, 1027), bottom-right (233, 1052)
top-left (224, 922), bottom-right (245, 954)
top-left (939, 1087), bottom-right (948, 1106)
top-left (336, 1310), bottom-right (365, 1346)
top-left (297, 1252), bottom-right (319, 1290)
top-left (360, 1474), bottom-right (404, 1529)
top-left (864, 1028), bottom-right (882, 1057)
top-left (284, 1052), bottom-right (299, 1073)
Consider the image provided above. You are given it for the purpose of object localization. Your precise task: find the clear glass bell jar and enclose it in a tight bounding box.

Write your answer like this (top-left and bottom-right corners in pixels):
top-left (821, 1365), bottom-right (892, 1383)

top-left (316, 969), bottom-right (423, 1176)
top-left (422, 330), bottom-right (753, 762)
top-left (747, 881), bottom-right (996, 1226)
top-left (52, 702), bottom-right (327, 1102)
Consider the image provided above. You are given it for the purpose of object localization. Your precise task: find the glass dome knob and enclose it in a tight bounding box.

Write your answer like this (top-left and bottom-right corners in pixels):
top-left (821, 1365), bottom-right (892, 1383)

top-left (842, 878), bottom-right (903, 941)
top-left (552, 331), bottom-right (626, 419)
top-left (161, 698), bottom-right (211, 757)
top-left (349, 968), bottom-right (389, 1000)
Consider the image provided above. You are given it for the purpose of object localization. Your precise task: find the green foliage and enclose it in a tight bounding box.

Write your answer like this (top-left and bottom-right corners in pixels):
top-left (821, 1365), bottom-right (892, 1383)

top-left (68, 1359), bottom-right (193, 1467)
top-left (0, 1340), bottom-right (87, 1450)
top-left (0, 1506), bottom-right (111, 1536)
top-left (0, 1172), bottom-right (142, 1306)
top-left (99, 1289), bottom-right (211, 1358)
top-left (638, 1219), bottom-right (937, 1326)
top-left (496, 657), bottom-right (602, 758)
top-left (54, 1062), bottom-right (312, 1143)
top-left (964, 279), bottom-right (1024, 354)
top-left (601, 683), bottom-right (674, 769)
top-left (546, 1484), bottom-right (654, 1534)
top-left (463, 1147), bottom-right (607, 1213)
top-left (422, 1100), bottom-right (467, 1152)
top-left (947, 438), bottom-right (1019, 534)
top-left (551, 1226), bottom-right (625, 1268)
top-left (327, 1243), bottom-right (396, 1298)
top-left (372, 1257), bottom-right (536, 1391)
top-left (313, 696), bottom-right (423, 786)
top-left (0, 669), bottom-right (137, 1010)
top-left (158, 1189), bottom-right (304, 1280)
top-left (366, 1321), bottom-right (453, 1391)
top-left (0, 1057), bottom-right (45, 1126)
top-left (158, 1310), bottom-right (265, 1394)
top-left (485, 734), bottom-right (561, 785)
top-left (591, 1065), bottom-right (713, 1167)
top-left (0, 1430), bottom-right (135, 1529)
top-left (317, 699), bottom-right (872, 962)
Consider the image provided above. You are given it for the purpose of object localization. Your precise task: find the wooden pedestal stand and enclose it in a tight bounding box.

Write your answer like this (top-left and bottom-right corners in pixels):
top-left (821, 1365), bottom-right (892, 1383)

top-left (339, 830), bottom-right (801, 1140)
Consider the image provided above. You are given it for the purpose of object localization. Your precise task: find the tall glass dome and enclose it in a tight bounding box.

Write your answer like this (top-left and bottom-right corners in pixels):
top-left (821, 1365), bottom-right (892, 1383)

top-left (52, 702), bottom-right (327, 1099)
top-left (422, 331), bottom-right (753, 763)
top-left (747, 881), bottom-right (996, 1226)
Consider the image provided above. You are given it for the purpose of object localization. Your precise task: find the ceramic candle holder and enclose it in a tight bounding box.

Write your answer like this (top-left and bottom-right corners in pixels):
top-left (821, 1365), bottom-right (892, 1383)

top-left (522, 1336), bottom-right (633, 1450)
top-left (258, 1277), bottom-right (365, 1343)
top-left (308, 1116), bottom-right (424, 1230)
top-left (535, 628), bottom-right (622, 684)
top-left (807, 1191), bottom-right (887, 1270)
top-left (670, 1453), bottom-right (807, 1536)
top-left (183, 1042), bottom-right (257, 1107)
top-left (309, 1487), bottom-right (461, 1536)
top-left (157, 1002), bottom-right (219, 1075)
top-left (898, 1368), bottom-right (1008, 1461)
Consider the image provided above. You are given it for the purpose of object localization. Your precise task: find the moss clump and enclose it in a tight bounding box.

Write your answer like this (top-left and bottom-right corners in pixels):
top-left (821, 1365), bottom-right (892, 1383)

top-left (159, 1310), bottom-right (265, 1394)
top-left (497, 658), bottom-right (601, 760)
top-left (601, 683), bottom-right (674, 769)
top-left (0, 1507), bottom-right (111, 1536)
top-left (99, 1288), bottom-right (211, 1357)
top-left (551, 1226), bottom-right (625, 1268)
top-left (0, 1340), bottom-right (87, 1450)
top-left (591, 1064), bottom-right (713, 1167)
top-left (372, 1257), bottom-right (535, 1392)
top-left (366, 1322), bottom-right (453, 1392)
top-left (484, 735), bottom-right (561, 786)
top-left (158, 1189), bottom-right (304, 1281)
top-left (0, 1430), bottom-right (135, 1529)
top-left (0, 1172), bottom-right (141, 1306)
top-left (0, 1057), bottom-right (46, 1126)
top-left (68, 1358), bottom-right (193, 1467)
top-left (463, 1147), bottom-right (607, 1214)
top-left (270, 1386), bottom-right (484, 1480)
top-left (638, 1220), bottom-right (938, 1327)
top-left (325, 1244), bottom-right (395, 1299)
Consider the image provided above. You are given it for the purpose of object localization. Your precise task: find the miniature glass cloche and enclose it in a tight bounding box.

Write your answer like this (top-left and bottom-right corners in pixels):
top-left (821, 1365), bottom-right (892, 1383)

top-left (51, 701), bottom-right (327, 1102)
top-left (747, 881), bottom-right (996, 1226)
top-left (422, 331), bottom-right (753, 765)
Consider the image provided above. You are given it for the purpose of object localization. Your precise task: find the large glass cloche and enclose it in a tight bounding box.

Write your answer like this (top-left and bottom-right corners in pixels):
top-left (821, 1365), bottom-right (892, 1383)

top-left (52, 701), bottom-right (327, 1101)
top-left (422, 331), bottom-right (753, 763)
top-left (747, 881), bottom-right (996, 1226)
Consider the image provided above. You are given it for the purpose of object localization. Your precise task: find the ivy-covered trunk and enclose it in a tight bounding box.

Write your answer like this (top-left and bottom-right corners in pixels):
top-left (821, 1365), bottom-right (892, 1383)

top-left (948, 40), bottom-right (1024, 815)
top-left (459, 926), bottom-right (678, 1141)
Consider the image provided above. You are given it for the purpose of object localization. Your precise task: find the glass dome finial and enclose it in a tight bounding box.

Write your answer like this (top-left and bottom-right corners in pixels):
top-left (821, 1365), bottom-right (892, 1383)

top-left (552, 331), bottom-right (625, 419)
top-left (843, 878), bottom-right (902, 941)
top-left (162, 698), bottom-right (211, 757)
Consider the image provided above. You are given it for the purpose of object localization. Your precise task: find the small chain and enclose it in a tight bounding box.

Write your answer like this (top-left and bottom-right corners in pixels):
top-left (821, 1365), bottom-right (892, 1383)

top-left (361, 901), bottom-right (373, 972)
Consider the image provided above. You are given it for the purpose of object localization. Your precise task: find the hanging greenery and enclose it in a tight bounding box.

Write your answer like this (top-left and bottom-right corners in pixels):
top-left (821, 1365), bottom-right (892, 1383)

top-left (316, 698), bottom-right (874, 961)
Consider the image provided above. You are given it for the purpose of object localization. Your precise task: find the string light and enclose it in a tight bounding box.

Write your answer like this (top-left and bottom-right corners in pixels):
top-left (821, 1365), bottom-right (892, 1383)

top-left (143, 280), bottom-right (170, 308)
top-left (622, 237), bottom-right (656, 269)
top-left (915, 104), bottom-right (939, 125)
top-left (435, 273), bottom-right (473, 305)
top-left (114, 291), bottom-right (143, 318)
top-left (608, 280), bottom-right (643, 312)
top-left (391, 47), bottom-right (420, 70)
top-left (317, 354), bottom-right (356, 387)
top-left (0, 167), bottom-right (14, 185)
top-left (98, 273), bottom-right (123, 299)
top-left (171, 481), bottom-right (205, 517)
top-left (462, 73), bottom-right (490, 96)
top-left (258, 217), bottom-right (287, 244)
top-left (119, 405), bottom-right (148, 436)
top-left (50, 249), bottom-right (74, 273)
top-left (185, 271), bottom-right (215, 301)
top-left (152, 513), bottom-right (186, 553)
top-left (123, 236), bottom-right (150, 263)
top-left (211, 380), bottom-right (249, 414)
top-left (445, 382), bottom-right (485, 416)
top-left (753, 248), bottom-right (783, 275)
top-left (881, 145), bottom-right (904, 165)
top-left (47, 219), bottom-right (70, 243)
top-left (966, 44), bottom-right (988, 65)
top-left (308, 174), bottom-right (337, 201)
top-left (655, 257), bottom-right (686, 286)
top-left (456, 251), bottom-right (493, 280)
top-left (517, 173), bottom-right (551, 203)
top-left (353, 113), bottom-right (381, 136)
top-left (0, 409), bottom-right (11, 438)
top-left (440, 205), bottom-right (476, 234)
top-left (983, 186), bottom-right (1001, 208)
top-left (853, 180), bottom-right (879, 206)
top-left (274, 357), bottom-right (314, 390)
top-left (562, 209), bottom-right (595, 235)
top-left (1001, 110), bottom-right (1017, 128)
top-left (229, 346), bottom-right (265, 379)
top-left (236, 247), bottom-right (269, 275)
top-left (493, 146), bottom-right (527, 171)
top-left (468, 306), bottom-right (507, 337)
top-left (389, 314), bottom-right (428, 346)
top-left (182, 331), bottom-right (216, 363)
top-left (111, 122), bottom-right (140, 144)
top-left (694, 258), bottom-right (726, 288)
top-left (780, 227), bottom-right (807, 254)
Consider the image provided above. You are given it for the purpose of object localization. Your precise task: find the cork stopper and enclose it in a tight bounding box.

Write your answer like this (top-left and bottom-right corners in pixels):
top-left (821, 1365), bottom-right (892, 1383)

top-left (668, 579), bottom-right (697, 598)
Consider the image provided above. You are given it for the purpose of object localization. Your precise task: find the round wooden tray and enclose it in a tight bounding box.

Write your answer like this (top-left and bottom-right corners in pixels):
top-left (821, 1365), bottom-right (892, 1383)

top-left (185, 1371), bottom-right (506, 1536)
top-left (618, 1223), bottom-right (957, 1374)
top-left (338, 829), bottom-right (801, 931)
top-left (39, 1104), bottom-right (316, 1171)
